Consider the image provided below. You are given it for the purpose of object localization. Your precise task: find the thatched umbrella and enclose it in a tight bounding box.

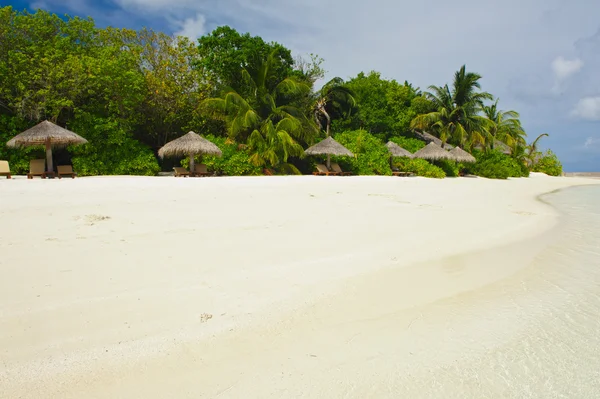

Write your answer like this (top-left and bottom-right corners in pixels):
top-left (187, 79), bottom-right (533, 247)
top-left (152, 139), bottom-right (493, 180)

top-left (304, 136), bottom-right (353, 169)
top-left (158, 131), bottom-right (222, 172)
top-left (386, 141), bottom-right (412, 158)
top-left (449, 147), bottom-right (476, 163)
top-left (386, 141), bottom-right (412, 170)
top-left (6, 120), bottom-right (88, 174)
top-left (412, 142), bottom-right (454, 161)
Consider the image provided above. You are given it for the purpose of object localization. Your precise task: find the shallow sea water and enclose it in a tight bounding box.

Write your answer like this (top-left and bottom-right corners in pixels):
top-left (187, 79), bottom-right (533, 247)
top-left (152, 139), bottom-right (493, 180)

top-left (394, 184), bottom-right (600, 398)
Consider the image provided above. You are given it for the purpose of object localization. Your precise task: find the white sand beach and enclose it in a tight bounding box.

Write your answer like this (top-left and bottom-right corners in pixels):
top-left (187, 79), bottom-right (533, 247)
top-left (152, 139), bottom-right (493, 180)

top-left (1, 174), bottom-right (599, 398)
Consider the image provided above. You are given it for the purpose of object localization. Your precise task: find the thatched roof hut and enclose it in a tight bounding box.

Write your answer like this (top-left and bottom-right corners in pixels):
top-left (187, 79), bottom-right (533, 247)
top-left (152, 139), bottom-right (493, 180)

top-left (305, 136), bottom-right (353, 169)
top-left (449, 147), bottom-right (476, 163)
top-left (158, 131), bottom-right (222, 158)
top-left (6, 120), bottom-right (88, 148)
top-left (386, 141), bottom-right (413, 158)
top-left (158, 131), bottom-right (222, 174)
top-left (413, 131), bottom-right (454, 150)
top-left (6, 120), bottom-right (88, 174)
top-left (412, 142), bottom-right (454, 161)
top-left (305, 136), bottom-right (353, 157)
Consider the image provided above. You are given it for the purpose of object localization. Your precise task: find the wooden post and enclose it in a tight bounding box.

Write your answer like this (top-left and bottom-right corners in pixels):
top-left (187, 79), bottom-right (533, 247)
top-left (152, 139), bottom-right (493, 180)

top-left (189, 154), bottom-right (195, 176)
top-left (326, 154), bottom-right (331, 170)
top-left (45, 139), bottom-right (53, 174)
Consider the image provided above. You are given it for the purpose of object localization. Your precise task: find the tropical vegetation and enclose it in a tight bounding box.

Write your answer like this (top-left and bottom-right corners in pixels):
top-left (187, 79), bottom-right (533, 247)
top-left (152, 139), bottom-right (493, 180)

top-left (0, 6), bottom-right (562, 178)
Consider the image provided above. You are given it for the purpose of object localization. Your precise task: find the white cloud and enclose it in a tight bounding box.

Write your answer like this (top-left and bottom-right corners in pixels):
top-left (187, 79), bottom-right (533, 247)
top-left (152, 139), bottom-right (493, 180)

top-left (584, 137), bottom-right (599, 147)
top-left (30, 1), bottom-right (49, 10)
top-left (571, 97), bottom-right (600, 121)
top-left (174, 13), bottom-right (206, 40)
top-left (552, 56), bottom-right (584, 80)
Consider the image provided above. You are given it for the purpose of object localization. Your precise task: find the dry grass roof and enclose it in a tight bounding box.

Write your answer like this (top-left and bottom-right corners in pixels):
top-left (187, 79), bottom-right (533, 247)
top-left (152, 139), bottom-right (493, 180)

top-left (158, 131), bottom-right (222, 158)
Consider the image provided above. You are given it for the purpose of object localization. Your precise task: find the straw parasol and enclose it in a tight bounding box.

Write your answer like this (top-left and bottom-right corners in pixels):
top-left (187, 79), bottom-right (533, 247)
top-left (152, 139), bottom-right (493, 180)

top-left (386, 141), bottom-right (413, 158)
top-left (386, 141), bottom-right (412, 170)
top-left (412, 142), bottom-right (454, 161)
top-left (304, 136), bottom-right (353, 169)
top-left (449, 146), bottom-right (476, 163)
top-left (158, 131), bottom-right (222, 172)
top-left (6, 120), bottom-right (88, 174)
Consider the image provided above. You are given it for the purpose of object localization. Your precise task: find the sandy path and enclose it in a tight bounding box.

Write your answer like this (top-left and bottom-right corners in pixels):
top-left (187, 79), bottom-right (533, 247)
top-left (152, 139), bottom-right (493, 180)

top-left (0, 174), bottom-right (597, 398)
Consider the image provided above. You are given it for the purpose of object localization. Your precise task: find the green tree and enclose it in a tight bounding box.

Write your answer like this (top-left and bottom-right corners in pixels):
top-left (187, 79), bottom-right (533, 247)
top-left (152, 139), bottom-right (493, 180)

top-left (482, 99), bottom-right (526, 150)
top-left (202, 53), bottom-right (317, 172)
top-left (133, 28), bottom-right (210, 150)
top-left (411, 65), bottom-right (493, 149)
top-left (314, 77), bottom-right (356, 137)
top-left (339, 71), bottom-right (431, 141)
top-left (195, 26), bottom-right (294, 95)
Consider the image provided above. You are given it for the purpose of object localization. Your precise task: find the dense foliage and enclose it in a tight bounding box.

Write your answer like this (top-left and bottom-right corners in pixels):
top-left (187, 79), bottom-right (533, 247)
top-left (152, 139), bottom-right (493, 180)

top-left (393, 158), bottom-right (446, 179)
top-left (333, 130), bottom-right (391, 175)
top-left (531, 150), bottom-right (563, 176)
top-left (186, 135), bottom-right (262, 176)
top-left (0, 6), bottom-right (562, 179)
top-left (466, 150), bottom-right (529, 179)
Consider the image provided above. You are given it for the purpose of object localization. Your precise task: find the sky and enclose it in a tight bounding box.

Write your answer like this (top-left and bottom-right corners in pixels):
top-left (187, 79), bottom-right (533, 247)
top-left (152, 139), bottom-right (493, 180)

top-left (7, 0), bottom-right (600, 171)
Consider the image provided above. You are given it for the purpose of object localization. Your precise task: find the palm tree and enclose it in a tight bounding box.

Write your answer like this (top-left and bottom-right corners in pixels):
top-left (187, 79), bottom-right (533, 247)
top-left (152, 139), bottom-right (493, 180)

top-left (512, 133), bottom-right (548, 168)
top-left (411, 65), bottom-right (493, 149)
top-left (482, 100), bottom-right (526, 150)
top-left (203, 53), bottom-right (317, 171)
top-left (313, 77), bottom-right (356, 137)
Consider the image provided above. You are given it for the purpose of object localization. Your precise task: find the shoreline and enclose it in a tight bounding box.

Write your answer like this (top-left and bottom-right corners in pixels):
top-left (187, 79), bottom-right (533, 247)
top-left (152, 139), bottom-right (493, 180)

top-left (1, 174), bottom-right (599, 398)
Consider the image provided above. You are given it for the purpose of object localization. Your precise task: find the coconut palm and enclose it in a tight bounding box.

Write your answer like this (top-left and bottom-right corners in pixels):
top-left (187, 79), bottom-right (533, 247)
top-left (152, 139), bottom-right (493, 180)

top-left (512, 133), bottom-right (549, 168)
top-left (411, 65), bottom-right (493, 149)
top-left (202, 52), bottom-right (317, 171)
top-left (314, 77), bottom-right (356, 137)
top-left (482, 100), bottom-right (526, 150)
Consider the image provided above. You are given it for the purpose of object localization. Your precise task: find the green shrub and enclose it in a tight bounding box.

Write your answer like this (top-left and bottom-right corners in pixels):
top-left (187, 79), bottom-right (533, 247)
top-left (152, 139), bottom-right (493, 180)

top-left (388, 135), bottom-right (425, 153)
top-left (70, 114), bottom-right (160, 176)
top-left (183, 135), bottom-right (262, 176)
top-left (332, 129), bottom-right (392, 175)
top-left (393, 157), bottom-right (445, 178)
top-left (532, 150), bottom-right (562, 176)
top-left (467, 150), bottom-right (529, 179)
top-left (437, 159), bottom-right (460, 177)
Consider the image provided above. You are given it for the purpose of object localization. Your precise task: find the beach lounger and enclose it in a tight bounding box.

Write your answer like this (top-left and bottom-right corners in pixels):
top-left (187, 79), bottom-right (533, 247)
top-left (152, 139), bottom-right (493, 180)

top-left (27, 159), bottom-right (53, 179)
top-left (173, 166), bottom-right (190, 177)
top-left (331, 163), bottom-right (352, 176)
top-left (193, 164), bottom-right (211, 177)
top-left (57, 165), bottom-right (77, 178)
top-left (392, 171), bottom-right (413, 177)
top-left (0, 160), bottom-right (11, 179)
top-left (312, 164), bottom-right (339, 176)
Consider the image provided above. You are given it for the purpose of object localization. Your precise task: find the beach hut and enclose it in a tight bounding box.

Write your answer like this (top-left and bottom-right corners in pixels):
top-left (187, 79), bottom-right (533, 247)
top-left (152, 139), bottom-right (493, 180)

top-left (6, 120), bottom-right (88, 175)
top-left (413, 131), bottom-right (454, 150)
top-left (158, 131), bottom-right (222, 174)
top-left (448, 147), bottom-right (476, 163)
top-left (304, 136), bottom-right (353, 169)
top-left (412, 142), bottom-right (454, 161)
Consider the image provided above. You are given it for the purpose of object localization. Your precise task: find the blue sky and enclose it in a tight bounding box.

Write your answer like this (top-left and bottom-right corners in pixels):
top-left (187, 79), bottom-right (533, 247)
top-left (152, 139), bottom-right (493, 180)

top-left (7, 0), bottom-right (600, 171)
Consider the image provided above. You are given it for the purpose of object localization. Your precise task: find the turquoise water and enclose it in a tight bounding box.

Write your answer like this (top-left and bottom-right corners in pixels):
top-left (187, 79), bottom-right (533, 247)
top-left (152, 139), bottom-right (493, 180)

top-left (368, 184), bottom-right (600, 398)
top-left (426, 184), bottom-right (600, 397)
